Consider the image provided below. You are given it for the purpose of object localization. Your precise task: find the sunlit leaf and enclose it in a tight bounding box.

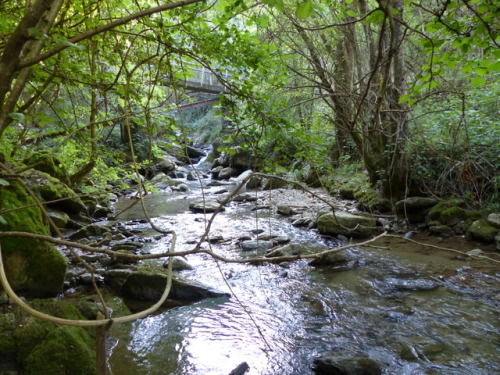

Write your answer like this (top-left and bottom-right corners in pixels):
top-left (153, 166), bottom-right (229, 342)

top-left (296, 0), bottom-right (313, 19)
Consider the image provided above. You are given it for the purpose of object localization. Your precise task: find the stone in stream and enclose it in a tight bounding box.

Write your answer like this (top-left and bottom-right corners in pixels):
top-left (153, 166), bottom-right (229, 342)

top-left (232, 192), bottom-right (258, 202)
top-left (189, 199), bottom-right (225, 213)
top-left (312, 353), bottom-right (382, 375)
top-left (240, 240), bottom-right (273, 252)
top-left (163, 257), bottom-right (195, 271)
top-left (385, 277), bottom-right (439, 291)
top-left (228, 361), bottom-right (250, 375)
top-left (317, 212), bottom-right (376, 238)
top-left (120, 271), bottom-right (230, 303)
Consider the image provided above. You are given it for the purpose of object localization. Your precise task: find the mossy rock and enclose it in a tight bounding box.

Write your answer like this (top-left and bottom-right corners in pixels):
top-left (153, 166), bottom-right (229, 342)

top-left (467, 219), bottom-right (498, 242)
top-left (427, 202), bottom-right (482, 227)
top-left (11, 299), bottom-right (96, 374)
top-left (23, 170), bottom-right (87, 215)
top-left (0, 181), bottom-right (67, 297)
top-left (24, 151), bottom-right (71, 186)
top-left (23, 326), bottom-right (95, 375)
top-left (317, 212), bottom-right (377, 238)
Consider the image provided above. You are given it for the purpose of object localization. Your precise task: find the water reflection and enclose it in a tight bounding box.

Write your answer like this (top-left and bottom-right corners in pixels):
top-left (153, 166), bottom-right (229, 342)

top-left (109, 180), bottom-right (499, 375)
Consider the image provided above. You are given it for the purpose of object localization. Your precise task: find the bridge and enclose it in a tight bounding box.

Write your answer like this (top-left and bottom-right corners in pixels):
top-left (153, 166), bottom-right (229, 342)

top-left (180, 65), bottom-right (231, 94)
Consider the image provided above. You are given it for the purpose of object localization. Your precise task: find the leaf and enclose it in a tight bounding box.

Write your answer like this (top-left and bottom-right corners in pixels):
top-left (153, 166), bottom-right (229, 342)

top-left (471, 76), bottom-right (486, 88)
top-left (364, 9), bottom-right (385, 24)
top-left (296, 0), bottom-right (313, 19)
top-left (0, 216), bottom-right (6, 225)
top-left (0, 178), bottom-right (9, 186)
top-left (8, 112), bottom-right (25, 122)
top-left (398, 94), bottom-right (410, 104)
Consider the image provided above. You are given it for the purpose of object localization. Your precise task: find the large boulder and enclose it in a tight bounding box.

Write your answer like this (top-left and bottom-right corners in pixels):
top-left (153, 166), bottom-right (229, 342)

top-left (24, 170), bottom-right (88, 215)
top-left (0, 181), bottom-right (67, 297)
top-left (121, 271), bottom-right (230, 304)
top-left (11, 299), bottom-right (96, 375)
top-left (467, 219), bottom-right (498, 242)
top-left (395, 197), bottom-right (438, 223)
top-left (189, 199), bottom-right (224, 213)
top-left (317, 212), bottom-right (376, 238)
top-left (23, 151), bottom-right (71, 186)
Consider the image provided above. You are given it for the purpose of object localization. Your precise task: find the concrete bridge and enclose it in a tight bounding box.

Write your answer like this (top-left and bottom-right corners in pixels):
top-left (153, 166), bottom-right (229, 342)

top-left (180, 64), bottom-right (230, 94)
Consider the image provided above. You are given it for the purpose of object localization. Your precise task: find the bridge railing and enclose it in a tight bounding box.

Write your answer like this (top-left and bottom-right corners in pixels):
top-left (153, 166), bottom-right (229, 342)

top-left (179, 63), bottom-right (231, 94)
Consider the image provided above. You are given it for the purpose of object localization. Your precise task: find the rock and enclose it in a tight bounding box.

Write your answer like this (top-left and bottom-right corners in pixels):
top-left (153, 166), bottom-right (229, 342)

top-left (262, 178), bottom-right (288, 190)
top-left (235, 170), bottom-right (253, 181)
top-left (150, 173), bottom-right (185, 189)
top-left (14, 299), bottom-right (96, 375)
top-left (47, 208), bottom-right (70, 228)
top-left (395, 197), bottom-right (439, 223)
top-left (104, 269), bottom-right (134, 290)
top-left (240, 240), bottom-right (273, 252)
top-left (428, 225), bottom-right (453, 237)
top-left (157, 157), bottom-right (177, 174)
top-left (189, 199), bottom-right (224, 213)
top-left (467, 219), bottom-right (498, 242)
top-left (246, 175), bottom-right (262, 189)
top-left (185, 145), bottom-right (205, 159)
top-left (121, 272), bottom-right (230, 303)
top-left (309, 252), bottom-right (349, 267)
top-left (186, 171), bottom-right (197, 181)
top-left (210, 166), bottom-right (224, 179)
top-left (228, 361), bottom-right (250, 375)
top-left (218, 167), bottom-right (235, 180)
top-left (0, 181), bottom-right (67, 297)
top-left (266, 242), bottom-right (327, 260)
top-left (466, 248), bottom-right (484, 257)
top-left (69, 224), bottom-right (111, 240)
top-left (486, 213), bottom-right (500, 229)
top-left (277, 205), bottom-right (297, 215)
top-left (230, 147), bottom-right (255, 170)
top-left (292, 217), bottom-right (314, 227)
top-left (163, 257), bottom-right (194, 271)
top-left (385, 277), bottom-right (438, 291)
top-left (312, 353), bottom-right (382, 375)
top-left (172, 183), bottom-right (189, 192)
top-left (233, 193), bottom-right (257, 202)
top-left (23, 150), bottom-right (71, 186)
top-left (24, 170), bottom-right (88, 215)
top-left (317, 212), bottom-right (376, 238)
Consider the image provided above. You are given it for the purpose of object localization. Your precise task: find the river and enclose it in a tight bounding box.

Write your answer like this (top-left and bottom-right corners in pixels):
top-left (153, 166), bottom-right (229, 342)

top-left (106, 165), bottom-right (499, 375)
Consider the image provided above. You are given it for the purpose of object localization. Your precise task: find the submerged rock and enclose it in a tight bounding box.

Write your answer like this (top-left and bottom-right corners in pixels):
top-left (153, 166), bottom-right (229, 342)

top-left (385, 277), bottom-right (439, 291)
top-left (121, 271), bottom-right (230, 303)
top-left (312, 353), bottom-right (382, 375)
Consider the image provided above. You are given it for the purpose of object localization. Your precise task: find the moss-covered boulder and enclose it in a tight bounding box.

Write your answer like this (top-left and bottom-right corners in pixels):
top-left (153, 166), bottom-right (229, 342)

top-left (0, 181), bottom-right (67, 297)
top-left (24, 151), bottom-right (71, 186)
top-left (13, 299), bottom-right (96, 375)
top-left (23, 170), bottom-right (87, 215)
top-left (317, 212), bottom-right (377, 238)
top-left (467, 219), bottom-right (498, 242)
top-left (395, 197), bottom-right (439, 223)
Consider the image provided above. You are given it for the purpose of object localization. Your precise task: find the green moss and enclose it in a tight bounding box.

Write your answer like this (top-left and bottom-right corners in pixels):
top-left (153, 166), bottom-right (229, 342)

top-left (24, 151), bottom-right (71, 186)
top-left (23, 170), bottom-right (86, 214)
top-left (23, 326), bottom-right (96, 375)
top-left (0, 181), bottom-right (67, 297)
top-left (467, 219), bottom-right (498, 242)
top-left (13, 299), bottom-right (96, 373)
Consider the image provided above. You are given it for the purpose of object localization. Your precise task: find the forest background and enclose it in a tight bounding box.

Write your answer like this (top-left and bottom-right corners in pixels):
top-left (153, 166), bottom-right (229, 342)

top-left (0, 0), bottom-right (498, 211)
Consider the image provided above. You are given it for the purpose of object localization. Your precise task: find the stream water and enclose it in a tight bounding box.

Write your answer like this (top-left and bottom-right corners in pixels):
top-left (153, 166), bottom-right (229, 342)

top-left (106, 165), bottom-right (499, 375)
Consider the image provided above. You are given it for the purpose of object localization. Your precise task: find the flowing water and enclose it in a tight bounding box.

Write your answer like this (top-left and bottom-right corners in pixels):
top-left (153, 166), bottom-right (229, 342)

top-left (107, 167), bottom-right (499, 375)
